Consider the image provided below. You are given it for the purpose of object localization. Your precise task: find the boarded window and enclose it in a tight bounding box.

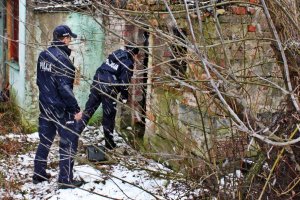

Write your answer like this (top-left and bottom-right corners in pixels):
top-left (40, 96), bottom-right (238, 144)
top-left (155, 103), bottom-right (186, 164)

top-left (170, 28), bottom-right (187, 78)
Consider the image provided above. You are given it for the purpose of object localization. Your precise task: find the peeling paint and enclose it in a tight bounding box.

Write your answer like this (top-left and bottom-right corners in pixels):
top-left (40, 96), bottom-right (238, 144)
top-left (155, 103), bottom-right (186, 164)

top-left (14, 8), bottom-right (104, 127)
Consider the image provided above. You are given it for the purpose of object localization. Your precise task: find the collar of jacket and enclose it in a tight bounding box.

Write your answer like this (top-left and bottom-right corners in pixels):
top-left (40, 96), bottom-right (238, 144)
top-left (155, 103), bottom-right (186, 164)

top-left (51, 41), bottom-right (72, 56)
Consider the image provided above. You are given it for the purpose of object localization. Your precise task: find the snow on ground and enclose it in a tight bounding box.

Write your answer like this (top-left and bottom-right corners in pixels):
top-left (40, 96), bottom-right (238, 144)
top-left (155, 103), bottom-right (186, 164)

top-left (0, 127), bottom-right (199, 199)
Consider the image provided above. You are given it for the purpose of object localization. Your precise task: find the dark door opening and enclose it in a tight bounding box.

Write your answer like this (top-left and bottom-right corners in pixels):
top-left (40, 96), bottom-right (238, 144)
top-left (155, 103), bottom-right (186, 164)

top-left (131, 31), bottom-right (149, 138)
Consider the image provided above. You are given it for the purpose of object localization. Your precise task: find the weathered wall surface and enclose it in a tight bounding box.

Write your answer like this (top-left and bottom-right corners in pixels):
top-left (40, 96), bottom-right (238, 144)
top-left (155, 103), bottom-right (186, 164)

top-left (7, 0), bottom-right (28, 126)
top-left (108, 2), bottom-right (285, 165)
top-left (142, 4), bottom-right (284, 161)
top-left (21, 3), bottom-right (104, 128)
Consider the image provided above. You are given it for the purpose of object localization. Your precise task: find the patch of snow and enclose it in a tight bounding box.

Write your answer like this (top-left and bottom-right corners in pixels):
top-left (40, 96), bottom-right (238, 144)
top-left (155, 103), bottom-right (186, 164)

top-left (0, 127), bottom-right (203, 199)
top-left (27, 132), bottom-right (40, 142)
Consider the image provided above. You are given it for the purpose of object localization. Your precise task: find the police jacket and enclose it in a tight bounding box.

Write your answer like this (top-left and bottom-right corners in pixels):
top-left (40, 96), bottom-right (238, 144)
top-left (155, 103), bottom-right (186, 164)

top-left (36, 41), bottom-right (80, 115)
top-left (83, 49), bottom-right (134, 121)
top-left (99, 49), bottom-right (134, 99)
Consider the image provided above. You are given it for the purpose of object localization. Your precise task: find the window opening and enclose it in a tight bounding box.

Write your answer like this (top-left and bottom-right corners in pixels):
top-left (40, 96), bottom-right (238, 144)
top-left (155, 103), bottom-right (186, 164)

top-left (170, 28), bottom-right (187, 78)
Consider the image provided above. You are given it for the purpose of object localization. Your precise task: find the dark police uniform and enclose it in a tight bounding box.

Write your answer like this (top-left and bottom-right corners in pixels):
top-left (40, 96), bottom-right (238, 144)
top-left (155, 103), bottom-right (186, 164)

top-left (34, 40), bottom-right (80, 184)
top-left (81, 49), bottom-right (135, 149)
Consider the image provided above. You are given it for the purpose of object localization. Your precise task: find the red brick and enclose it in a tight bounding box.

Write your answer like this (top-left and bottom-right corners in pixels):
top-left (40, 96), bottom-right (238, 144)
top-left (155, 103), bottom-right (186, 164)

top-left (218, 59), bottom-right (226, 68)
top-left (248, 24), bottom-right (256, 32)
top-left (163, 51), bottom-right (172, 57)
top-left (231, 6), bottom-right (247, 15)
top-left (147, 112), bottom-right (156, 122)
top-left (122, 30), bottom-right (132, 37)
top-left (247, 7), bottom-right (256, 15)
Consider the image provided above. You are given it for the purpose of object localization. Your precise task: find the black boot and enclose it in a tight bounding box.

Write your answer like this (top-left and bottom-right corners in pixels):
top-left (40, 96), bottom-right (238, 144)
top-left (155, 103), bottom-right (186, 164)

top-left (105, 138), bottom-right (116, 150)
top-left (58, 179), bottom-right (84, 189)
top-left (32, 173), bottom-right (51, 184)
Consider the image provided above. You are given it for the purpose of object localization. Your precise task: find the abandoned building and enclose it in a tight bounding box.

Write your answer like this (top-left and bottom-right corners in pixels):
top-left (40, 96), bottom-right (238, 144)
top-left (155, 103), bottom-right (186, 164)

top-left (0, 0), bottom-right (283, 169)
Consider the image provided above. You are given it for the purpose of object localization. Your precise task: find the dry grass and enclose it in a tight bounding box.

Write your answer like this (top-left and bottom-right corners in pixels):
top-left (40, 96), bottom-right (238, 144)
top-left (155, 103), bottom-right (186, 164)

top-left (0, 139), bottom-right (23, 155)
top-left (0, 101), bottom-right (29, 196)
top-left (0, 102), bottom-right (23, 135)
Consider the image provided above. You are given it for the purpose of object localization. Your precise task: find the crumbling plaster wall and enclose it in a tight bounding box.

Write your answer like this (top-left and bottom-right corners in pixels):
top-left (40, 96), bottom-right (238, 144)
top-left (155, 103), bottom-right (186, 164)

top-left (142, 5), bottom-right (284, 160)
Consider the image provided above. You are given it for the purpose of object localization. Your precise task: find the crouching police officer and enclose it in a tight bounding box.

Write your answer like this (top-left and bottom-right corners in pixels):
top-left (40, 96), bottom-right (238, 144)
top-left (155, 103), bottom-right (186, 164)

top-left (33, 25), bottom-right (84, 189)
top-left (76, 46), bottom-right (139, 149)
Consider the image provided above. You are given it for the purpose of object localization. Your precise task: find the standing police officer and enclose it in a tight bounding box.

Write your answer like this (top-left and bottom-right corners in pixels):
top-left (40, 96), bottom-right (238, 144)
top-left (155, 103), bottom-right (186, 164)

top-left (76, 46), bottom-right (139, 149)
top-left (33, 25), bottom-right (83, 189)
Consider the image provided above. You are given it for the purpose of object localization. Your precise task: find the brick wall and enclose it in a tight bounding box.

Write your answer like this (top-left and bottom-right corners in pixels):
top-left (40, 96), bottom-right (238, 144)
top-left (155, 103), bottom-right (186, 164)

top-left (140, 2), bottom-right (282, 162)
top-left (105, 14), bottom-right (147, 128)
top-left (107, 2), bottom-right (282, 163)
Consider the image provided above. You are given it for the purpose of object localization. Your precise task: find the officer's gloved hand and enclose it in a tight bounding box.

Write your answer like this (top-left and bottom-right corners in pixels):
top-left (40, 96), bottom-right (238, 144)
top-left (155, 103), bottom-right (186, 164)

top-left (122, 99), bottom-right (128, 104)
top-left (76, 119), bottom-right (86, 135)
top-left (75, 113), bottom-right (90, 135)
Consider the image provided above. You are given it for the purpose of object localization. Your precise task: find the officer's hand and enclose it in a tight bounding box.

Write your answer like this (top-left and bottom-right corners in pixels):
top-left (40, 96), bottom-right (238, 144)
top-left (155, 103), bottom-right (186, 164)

top-left (75, 111), bottom-right (83, 121)
top-left (122, 99), bottom-right (128, 104)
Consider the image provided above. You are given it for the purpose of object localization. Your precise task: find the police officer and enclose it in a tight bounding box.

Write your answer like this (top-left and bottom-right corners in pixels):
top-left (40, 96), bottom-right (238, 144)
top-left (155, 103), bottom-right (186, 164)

top-left (33, 25), bottom-right (83, 189)
top-left (76, 46), bottom-right (139, 149)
